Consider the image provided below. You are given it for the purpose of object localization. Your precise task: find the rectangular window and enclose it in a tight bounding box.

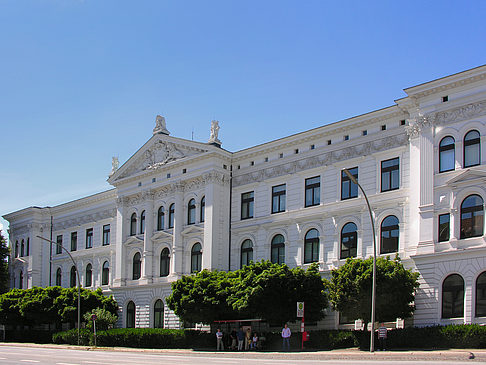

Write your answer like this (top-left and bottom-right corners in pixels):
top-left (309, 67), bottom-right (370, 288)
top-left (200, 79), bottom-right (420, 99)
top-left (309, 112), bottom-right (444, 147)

top-left (305, 176), bottom-right (320, 207)
top-left (381, 157), bottom-right (399, 192)
top-left (341, 167), bottom-right (358, 200)
top-left (103, 224), bottom-right (110, 246)
top-left (70, 232), bottom-right (77, 252)
top-left (439, 214), bottom-right (450, 242)
top-left (56, 235), bottom-right (63, 254)
top-left (241, 191), bottom-right (254, 219)
top-left (272, 184), bottom-right (286, 213)
top-left (86, 228), bottom-right (93, 249)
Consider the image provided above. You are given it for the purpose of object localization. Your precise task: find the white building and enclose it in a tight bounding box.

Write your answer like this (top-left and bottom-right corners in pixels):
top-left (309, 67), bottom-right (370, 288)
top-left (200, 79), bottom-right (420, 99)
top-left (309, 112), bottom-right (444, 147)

top-left (4, 65), bottom-right (486, 329)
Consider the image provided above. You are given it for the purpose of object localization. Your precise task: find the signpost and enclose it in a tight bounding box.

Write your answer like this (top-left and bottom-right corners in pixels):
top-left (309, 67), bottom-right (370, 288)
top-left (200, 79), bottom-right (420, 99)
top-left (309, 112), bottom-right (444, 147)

top-left (297, 302), bottom-right (305, 349)
top-left (92, 313), bottom-right (97, 347)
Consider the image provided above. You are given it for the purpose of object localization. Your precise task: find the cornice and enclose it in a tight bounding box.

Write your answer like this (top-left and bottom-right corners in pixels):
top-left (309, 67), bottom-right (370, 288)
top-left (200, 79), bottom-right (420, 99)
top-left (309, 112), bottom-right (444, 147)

top-left (232, 133), bottom-right (408, 187)
top-left (52, 208), bottom-right (117, 231)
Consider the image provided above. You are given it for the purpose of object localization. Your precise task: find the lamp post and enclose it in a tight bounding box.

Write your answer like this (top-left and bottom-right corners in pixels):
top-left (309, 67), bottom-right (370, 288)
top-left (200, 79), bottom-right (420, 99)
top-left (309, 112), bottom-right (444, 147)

top-left (37, 235), bottom-right (81, 346)
top-left (342, 169), bottom-right (377, 353)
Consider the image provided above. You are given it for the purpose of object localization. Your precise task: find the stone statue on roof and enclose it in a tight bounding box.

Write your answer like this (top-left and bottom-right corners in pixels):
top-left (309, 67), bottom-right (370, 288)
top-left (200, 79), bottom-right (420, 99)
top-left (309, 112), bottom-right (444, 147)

top-left (153, 115), bottom-right (170, 135)
top-left (208, 120), bottom-right (221, 145)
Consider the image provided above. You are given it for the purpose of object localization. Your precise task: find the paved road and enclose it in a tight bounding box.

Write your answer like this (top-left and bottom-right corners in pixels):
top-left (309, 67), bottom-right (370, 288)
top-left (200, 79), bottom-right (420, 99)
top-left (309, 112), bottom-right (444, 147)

top-left (0, 345), bottom-right (486, 365)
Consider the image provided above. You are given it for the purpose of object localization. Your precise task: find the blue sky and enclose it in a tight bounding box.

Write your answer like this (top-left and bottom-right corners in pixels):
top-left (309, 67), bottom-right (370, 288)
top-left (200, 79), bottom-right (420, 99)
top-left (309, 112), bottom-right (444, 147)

top-left (1, 0), bottom-right (486, 236)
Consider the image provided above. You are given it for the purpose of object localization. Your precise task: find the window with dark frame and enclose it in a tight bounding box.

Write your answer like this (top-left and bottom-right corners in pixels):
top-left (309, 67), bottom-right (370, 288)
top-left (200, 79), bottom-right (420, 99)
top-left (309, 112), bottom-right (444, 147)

top-left (56, 268), bottom-right (62, 286)
top-left (160, 248), bottom-right (170, 277)
top-left (464, 130), bottom-right (481, 168)
top-left (380, 215), bottom-right (399, 254)
top-left (191, 243), bottom-right (202, 273)
top-left (304, 229), bottom-right (319, 264)
top-left (272, 184), bottom-right (286, 213)
top-left (438, 214), bottom-right (450, 242)
top-left (86, 228), bottom-right (93, 249)
top-left (126, 301), bottom-right (135, 328)
top-left (102, 224), bottom-right (110, 245)
top-left (168, 204), bottom-right (175, 228)
top-left (56, 235), bottom-right (62, 254)
top-left (71, 232), bottom-right (77, 251)
top-left (341, 167), bottom-right (358, 200)
top-left (154, 299), bottom-right (164, 328)
top-left (271, 234), bottom-right (285, 264)
top-left (130, 213), bottom-right (137, 236)
top-left (439, 136), bottom-right (455, 173)
top-left (157, 206), bottom-right (165, 230)
top-left (442, 274), bottom-right (464, 319)
top-left (305, 176), bottom-right (320, 207)
top-left (200, 196), bottom-right (205, 222)
top-left (241, 191), bottom-right (254, 219)
top-left (340, 222), bottom-right (357, 259)
top-left (70, 266), bottom-right (76, 288)
top-left (476, 272), bottom-right (486, 317)
top-left (85, 264), bottom-right (92, 287)
top-left (187, 199), bottom-right (196, 225)
top-left (132, 252), bottom-right (141, 280)
top-left (240, 239), bottom-right (253, 268)
top-left (460, 194), bottom-right (484, 239)
top-left (140, 210), bottom-right (146, 234)
top-left (102, 261), bottom-right (109, 285)
top-left (381, 157), bottom-right (399, 192)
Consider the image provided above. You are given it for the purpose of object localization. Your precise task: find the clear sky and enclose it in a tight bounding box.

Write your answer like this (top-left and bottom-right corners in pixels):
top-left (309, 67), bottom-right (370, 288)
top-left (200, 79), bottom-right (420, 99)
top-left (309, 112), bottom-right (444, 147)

top-left (1, 0), bottom-right (486, 237)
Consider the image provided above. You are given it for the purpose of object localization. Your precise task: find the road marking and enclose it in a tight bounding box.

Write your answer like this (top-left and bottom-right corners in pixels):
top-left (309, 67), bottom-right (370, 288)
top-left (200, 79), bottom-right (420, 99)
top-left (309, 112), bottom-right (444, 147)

top-left (20, 361), bottom-right (40, 363)
top-left (56, 363), bottom-right (80, 365)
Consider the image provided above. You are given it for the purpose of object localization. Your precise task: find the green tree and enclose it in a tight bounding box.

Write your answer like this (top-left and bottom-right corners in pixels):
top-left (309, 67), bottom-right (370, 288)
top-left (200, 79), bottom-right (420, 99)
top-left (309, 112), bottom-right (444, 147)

top-left (0, 286), bottom-right (118, 328)
top-left (166, 269), bottom-right (237, 324)
top-left (327, 256), bottom-right (420, 324)
top-left (0, 231), bottom-right (9, 294)
top-left (83, 307), bottom-right (118, 331)
top-left (166, 261), bottom-right (328, 325)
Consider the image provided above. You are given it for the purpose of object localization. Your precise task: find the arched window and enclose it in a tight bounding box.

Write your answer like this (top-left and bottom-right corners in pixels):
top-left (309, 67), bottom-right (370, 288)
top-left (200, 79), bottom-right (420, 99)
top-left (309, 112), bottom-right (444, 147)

top-left (26, 238), bottom-right (29, 256)
top-left (168, 204), bottom-right (175, 229)
top-left (20, 240), bottom-right (24, 257)
top-left (70, 266), bottom-right (77, 288)
top-left (19, 271), bottom-right (23, 289)
top-left (187, 199), bottom-right (196, 225)
top-left (464, 130), bottom-right (480, 168)
top-left (476, 271), bottom-right (486, 317)
top-left (56, 268), bottom-right (62, 286)
top-left (132, 252), bottom-right (141, 280)
top-left (271, 234), bottom-right (285, 264)
top-left (191, 243), bottom-right (202, 273)
top-left (154, 299), bottom-right (164, 328)
top-left (200, 196), bottom-right (206, 223)
top-left (157, 206), bottom-right (165, 231)
top-left (442, 274), bottom-right (464, 318)
top-left (126, 301), bottom-right (135, 328)
top-left (240, 239), bottom-right (253, 268)
top-left (304, 229), bottom-right (319, 264)
top-left (140, 210), bottom-right (146, 234)
top-left (341, 222), bottom-right (358, 259)
top-left (130, 213), bottom-right (137, 236)
top-left (160, 248), bottom-right (170, 277)
top-left (102, 261), bottom-right (109, 285)
top-left (15, 241), bottom-right (18, 257)
top-left (85, 264), bottom-right (92, 287)
top-left (460, 194), bottom-right (484, 239)
top-left (439, 136), bottom-right (455, 172)
top-left (380, 215), bottom-right (399, 254)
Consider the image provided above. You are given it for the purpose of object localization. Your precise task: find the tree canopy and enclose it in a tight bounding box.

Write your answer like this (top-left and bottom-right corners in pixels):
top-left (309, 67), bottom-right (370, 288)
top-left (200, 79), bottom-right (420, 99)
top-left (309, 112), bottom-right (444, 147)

top-left (327, 256), bottom-right (420, 323)
top-left (0, 286), bottom-right (118, 327)
top-left (0, 231), bottom-right (9, 294)
top-left (166, 261), bottom-right (328, 325)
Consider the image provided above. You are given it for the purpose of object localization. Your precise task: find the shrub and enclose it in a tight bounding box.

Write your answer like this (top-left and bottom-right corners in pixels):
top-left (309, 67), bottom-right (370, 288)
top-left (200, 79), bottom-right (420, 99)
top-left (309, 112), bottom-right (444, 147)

top-left (52, 328), bottom-right (92, 345)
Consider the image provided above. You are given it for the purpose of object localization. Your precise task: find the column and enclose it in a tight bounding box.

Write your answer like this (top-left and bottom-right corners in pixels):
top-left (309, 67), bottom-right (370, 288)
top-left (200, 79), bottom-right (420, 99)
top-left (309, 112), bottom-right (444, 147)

top-left (172, 183), bottom-right (185, 274)
top-left (113, 198), bottom-right (126, 287)
top-left (142, 191), bottom-right (154, 282)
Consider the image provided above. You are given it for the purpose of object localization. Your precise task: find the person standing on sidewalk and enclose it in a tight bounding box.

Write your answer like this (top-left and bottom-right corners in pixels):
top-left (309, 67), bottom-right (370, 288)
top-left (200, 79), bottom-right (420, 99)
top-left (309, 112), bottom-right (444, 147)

top-left (237, 327), bottom-right (245, 351)
top-left (216, 329), bottom-right (224, 351)
top-left (377, 323), bottom-right (387, 351)
top-left (281, 323), bottom-right (291, 351)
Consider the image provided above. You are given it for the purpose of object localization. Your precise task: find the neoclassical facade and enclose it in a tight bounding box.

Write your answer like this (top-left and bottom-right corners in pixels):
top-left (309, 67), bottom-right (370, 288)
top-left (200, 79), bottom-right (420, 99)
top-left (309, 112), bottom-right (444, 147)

top-left (5, 65), bottom-right (486, 329)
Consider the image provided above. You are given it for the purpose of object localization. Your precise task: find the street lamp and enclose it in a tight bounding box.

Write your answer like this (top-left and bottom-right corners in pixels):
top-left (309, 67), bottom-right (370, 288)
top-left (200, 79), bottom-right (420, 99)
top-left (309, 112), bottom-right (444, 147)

top-left (37, 235), bottom-right (81, 346)
top-left (342, 169), bottom-right (377, 353)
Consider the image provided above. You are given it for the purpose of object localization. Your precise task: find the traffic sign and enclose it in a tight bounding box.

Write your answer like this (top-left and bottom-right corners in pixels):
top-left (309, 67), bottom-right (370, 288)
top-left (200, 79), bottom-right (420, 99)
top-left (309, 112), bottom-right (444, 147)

top-left (297, 302), bottom-right (304, 317)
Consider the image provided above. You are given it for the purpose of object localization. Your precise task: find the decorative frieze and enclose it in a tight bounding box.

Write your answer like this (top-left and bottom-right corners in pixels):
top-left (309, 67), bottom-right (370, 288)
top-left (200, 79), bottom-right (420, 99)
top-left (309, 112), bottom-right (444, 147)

top-left (52, 208), bottom-right (116, 231)
top-left (233, 134), bottom-right (408, 187)
top-left (431, 100), bottom-right (486, 126)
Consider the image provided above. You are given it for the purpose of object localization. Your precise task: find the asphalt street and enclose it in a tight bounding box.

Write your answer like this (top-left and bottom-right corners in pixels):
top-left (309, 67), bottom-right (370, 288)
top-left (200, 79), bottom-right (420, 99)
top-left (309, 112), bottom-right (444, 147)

top-left (0, 345), bottom-right (486, 365)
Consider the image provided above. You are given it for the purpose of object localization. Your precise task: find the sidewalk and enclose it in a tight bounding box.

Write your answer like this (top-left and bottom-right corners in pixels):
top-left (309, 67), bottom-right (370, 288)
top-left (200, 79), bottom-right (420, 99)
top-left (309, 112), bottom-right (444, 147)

top-left (2, 342), bottom-right (486, 362)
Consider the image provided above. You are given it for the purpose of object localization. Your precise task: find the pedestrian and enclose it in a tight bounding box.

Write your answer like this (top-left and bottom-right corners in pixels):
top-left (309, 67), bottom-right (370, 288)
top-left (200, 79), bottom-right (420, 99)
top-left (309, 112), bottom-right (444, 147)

top-left (216, 328), bottom-right (224, 351)
top-left (281, 323), bottom-right (291, 351)
top-left (230, 330), bottom-right (237, 350)
top-left (237, 326), bottom-right (245, 351)
top-left (377, 323), bottom-right (387, 351)
top-left (245, 327), bottom-right (251, 350)
top-left (251, 332), bottom-right (258, 350)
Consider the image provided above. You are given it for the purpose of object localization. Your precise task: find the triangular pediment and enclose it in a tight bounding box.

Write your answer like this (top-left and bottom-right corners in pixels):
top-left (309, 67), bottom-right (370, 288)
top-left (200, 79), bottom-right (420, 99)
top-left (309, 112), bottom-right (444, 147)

top-left (108, 134), bottom-right (211, 184)
top-left (445, 168), bottom-right (486, 186)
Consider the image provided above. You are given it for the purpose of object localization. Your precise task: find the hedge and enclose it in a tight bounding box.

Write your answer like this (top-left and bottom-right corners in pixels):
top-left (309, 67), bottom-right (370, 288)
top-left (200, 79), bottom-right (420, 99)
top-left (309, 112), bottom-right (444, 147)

top-left (51, 324), bottom-right (486, 350)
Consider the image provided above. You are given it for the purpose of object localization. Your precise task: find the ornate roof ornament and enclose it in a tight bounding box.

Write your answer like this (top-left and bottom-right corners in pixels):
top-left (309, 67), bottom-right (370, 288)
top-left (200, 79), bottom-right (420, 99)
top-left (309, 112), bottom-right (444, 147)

top-left (153, 115), bottom-right (170, 135)
top-left (208, 120), bottom-right (221, 146)
top-left (110, 156), bottom-right (119, 176)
